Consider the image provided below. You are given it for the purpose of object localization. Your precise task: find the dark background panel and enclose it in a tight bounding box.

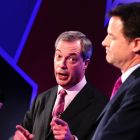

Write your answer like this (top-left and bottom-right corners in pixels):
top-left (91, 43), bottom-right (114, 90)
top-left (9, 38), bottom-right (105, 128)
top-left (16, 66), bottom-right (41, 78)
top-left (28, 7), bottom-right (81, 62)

top-left (0, 56), bottom-right (32, 140)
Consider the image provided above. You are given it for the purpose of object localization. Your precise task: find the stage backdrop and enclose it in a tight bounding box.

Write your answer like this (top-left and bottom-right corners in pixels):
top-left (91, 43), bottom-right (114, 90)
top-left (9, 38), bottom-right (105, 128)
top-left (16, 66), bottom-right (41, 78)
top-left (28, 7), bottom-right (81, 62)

top-left (1, 0), bottom-right (140, 139)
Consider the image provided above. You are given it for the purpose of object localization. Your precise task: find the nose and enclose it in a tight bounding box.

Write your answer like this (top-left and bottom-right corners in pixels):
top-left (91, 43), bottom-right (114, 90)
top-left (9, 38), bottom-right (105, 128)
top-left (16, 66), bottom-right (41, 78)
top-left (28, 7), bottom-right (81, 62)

top-left (102, 39), bottom-right (106, 47)
top-left (59, 58), bottom-right (67, 69)
top-left (102, 36), bottom-right (108, 48)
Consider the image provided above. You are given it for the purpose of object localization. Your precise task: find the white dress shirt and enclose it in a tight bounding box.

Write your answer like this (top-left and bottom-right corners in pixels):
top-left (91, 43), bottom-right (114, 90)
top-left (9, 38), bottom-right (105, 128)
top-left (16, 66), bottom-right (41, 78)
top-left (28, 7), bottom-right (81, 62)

top-left (53, 76), bottom-right (87, 111)
top-left (53, 76), bottom-right (87, 140)
top-left (121, 64), bottom-right (140, 83)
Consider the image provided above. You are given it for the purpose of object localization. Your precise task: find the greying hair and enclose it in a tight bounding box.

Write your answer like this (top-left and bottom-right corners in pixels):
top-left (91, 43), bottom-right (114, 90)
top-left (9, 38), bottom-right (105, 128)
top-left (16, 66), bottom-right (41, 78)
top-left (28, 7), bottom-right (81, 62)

top-left (55, 31), bottom-right (93, 60)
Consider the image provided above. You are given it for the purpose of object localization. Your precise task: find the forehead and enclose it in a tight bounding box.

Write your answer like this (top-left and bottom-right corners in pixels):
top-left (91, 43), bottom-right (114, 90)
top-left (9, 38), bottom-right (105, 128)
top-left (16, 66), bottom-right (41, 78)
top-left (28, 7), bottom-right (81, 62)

top-left (108, 16), bottom-right (124, 35)
top-left (55, 40), bottom-right (82, 54)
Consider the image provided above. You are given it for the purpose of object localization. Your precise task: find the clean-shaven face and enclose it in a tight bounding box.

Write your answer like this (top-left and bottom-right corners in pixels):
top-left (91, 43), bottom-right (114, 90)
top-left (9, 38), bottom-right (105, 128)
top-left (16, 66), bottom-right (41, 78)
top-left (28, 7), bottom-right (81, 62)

top-left (102, 16), bottom-right (135, 71)
top-left (54, 40), bottom-right (87, 89)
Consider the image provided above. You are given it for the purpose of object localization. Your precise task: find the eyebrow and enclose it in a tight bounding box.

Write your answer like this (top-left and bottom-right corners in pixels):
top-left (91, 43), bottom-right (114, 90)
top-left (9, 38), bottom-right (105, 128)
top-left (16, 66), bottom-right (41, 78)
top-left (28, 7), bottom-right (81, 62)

top-left (108, 32), bottom-right (115, 37)
top-left (55, 49), bottom-right (78, 56)
top-left (55, 49), bottom-right (61, 52)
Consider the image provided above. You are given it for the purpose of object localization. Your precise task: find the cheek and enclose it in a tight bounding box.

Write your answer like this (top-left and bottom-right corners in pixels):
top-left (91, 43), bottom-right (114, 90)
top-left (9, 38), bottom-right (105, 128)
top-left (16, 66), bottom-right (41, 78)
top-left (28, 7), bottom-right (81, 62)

top-left (70, 64), bottom-right (84, 75)
top-left (54, 61), bottom-right (59, 69)
top-left (109, 43), bottom-right (119, 54)
top-left (54, 63), bottom-right (56, 71)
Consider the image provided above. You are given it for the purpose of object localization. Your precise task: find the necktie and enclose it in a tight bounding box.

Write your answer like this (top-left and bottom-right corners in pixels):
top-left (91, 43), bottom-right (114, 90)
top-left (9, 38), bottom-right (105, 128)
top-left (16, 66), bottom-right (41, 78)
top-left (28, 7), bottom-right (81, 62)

top-left (53, 89), bottom-right (67, 117)
top-left (110, 76), bottom-right (122, 100)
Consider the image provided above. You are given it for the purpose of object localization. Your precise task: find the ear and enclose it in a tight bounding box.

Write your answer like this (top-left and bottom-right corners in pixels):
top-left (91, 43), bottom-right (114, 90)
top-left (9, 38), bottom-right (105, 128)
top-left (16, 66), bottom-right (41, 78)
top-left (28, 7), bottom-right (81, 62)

top-left (84, 59), bottom-right (90, 70)
top-left (132, 38), bottom-right (140, 52)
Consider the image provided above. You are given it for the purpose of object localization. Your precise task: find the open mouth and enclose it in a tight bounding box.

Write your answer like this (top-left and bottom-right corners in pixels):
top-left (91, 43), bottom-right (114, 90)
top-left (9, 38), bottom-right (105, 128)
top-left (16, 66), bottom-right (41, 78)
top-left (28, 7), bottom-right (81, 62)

top-left (57, 72), bottom-right (69, 80)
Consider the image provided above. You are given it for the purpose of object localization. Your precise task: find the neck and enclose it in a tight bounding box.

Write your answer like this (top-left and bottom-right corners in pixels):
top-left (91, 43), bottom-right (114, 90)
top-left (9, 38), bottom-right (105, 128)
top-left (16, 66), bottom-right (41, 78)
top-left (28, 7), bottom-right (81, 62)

top-left (121, 56), bottom-right (140, 73)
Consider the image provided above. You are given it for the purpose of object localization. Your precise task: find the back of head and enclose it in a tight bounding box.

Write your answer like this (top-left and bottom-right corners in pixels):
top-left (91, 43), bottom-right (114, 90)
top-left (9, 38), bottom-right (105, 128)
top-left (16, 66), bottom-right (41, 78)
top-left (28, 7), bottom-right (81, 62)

top-left (55, 31), bottom-right (93, 60)
top-left (108, 2), bottom-right (140, 40)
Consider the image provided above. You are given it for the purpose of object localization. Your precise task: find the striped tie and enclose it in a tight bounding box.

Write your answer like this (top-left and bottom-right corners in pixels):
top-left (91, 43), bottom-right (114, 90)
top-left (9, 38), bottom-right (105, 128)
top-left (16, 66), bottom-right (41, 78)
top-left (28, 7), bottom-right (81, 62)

top-left (53, 89), bottom-right (67, 117)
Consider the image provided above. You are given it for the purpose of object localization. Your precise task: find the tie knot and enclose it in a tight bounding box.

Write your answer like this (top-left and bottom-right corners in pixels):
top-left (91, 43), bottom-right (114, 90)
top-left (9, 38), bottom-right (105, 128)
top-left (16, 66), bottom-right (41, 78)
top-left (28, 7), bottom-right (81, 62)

top-left (59, 89), bottom-right (67, 97)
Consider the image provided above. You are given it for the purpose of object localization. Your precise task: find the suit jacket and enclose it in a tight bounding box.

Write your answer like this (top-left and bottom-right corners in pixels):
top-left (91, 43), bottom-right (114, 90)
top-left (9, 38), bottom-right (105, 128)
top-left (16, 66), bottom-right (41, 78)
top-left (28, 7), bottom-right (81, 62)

top-left (91, 67), bottom-right (140, 140)
top-left (22, 83), bottom-right (108, 140)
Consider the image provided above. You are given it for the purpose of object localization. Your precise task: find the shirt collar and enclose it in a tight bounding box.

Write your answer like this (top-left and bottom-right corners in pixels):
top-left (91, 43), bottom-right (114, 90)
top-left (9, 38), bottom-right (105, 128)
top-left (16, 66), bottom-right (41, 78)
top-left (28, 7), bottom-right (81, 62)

top-left (121, 64), bottom-right (140, 83)
top-left (58, 76), bottom-right (87, 94)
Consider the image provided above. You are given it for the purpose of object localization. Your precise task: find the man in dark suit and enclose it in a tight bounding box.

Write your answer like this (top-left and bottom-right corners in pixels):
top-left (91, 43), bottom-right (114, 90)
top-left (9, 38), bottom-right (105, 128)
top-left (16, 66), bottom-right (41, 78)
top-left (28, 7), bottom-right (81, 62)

top-left (91, 2), bottom-right (140, 140)
top-left (13, 31), bottom-right (108, 140)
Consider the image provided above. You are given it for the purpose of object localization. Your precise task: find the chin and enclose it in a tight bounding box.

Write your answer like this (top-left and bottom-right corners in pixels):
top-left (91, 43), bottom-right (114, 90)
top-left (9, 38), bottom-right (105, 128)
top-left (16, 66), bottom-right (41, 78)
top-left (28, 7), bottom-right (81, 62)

top-left (106, 58), bottom-right (111, 64)
top-left (106, 56), bottom-right (113, 64)
top-left (57, 81), bottom-right (67, 87)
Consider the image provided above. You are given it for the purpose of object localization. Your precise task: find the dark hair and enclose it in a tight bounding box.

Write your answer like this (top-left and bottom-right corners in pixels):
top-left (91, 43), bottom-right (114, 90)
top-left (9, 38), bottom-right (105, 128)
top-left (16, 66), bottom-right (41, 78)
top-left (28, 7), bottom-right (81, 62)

top-left (108, 2), bottom-right (140, 39)
top-left (55, 31), bottom-right (93, 60)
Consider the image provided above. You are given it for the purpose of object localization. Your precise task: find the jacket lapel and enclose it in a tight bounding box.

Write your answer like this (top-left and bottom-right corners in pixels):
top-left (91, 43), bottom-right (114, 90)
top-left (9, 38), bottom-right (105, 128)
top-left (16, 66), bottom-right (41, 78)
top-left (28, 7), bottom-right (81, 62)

top-left (61, 83), bottom-right (94, 121)
top-left (97, 67), bottom-right (140, 121)
top-left (43, 87), bottom-right (58, 135)
top-left (111, 69), bottom-right (139, 103)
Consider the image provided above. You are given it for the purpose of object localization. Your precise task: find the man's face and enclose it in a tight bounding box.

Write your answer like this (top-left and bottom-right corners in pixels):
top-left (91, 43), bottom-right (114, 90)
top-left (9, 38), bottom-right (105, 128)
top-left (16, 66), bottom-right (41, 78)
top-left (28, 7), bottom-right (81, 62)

top-left (102, 16), bottom-right (135, 71)
top-left (54, 40), bottom-right (88, 89)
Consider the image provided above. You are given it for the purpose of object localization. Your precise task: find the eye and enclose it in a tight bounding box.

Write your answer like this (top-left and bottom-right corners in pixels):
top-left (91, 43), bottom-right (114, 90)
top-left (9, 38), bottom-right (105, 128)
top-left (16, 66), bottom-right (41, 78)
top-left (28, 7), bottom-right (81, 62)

top-left (55, 53), bottom-right (62, 60)
top-left (67, 56), bottom-right (78, 64)
top-left (108, 34), bottom-right (115, 40)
